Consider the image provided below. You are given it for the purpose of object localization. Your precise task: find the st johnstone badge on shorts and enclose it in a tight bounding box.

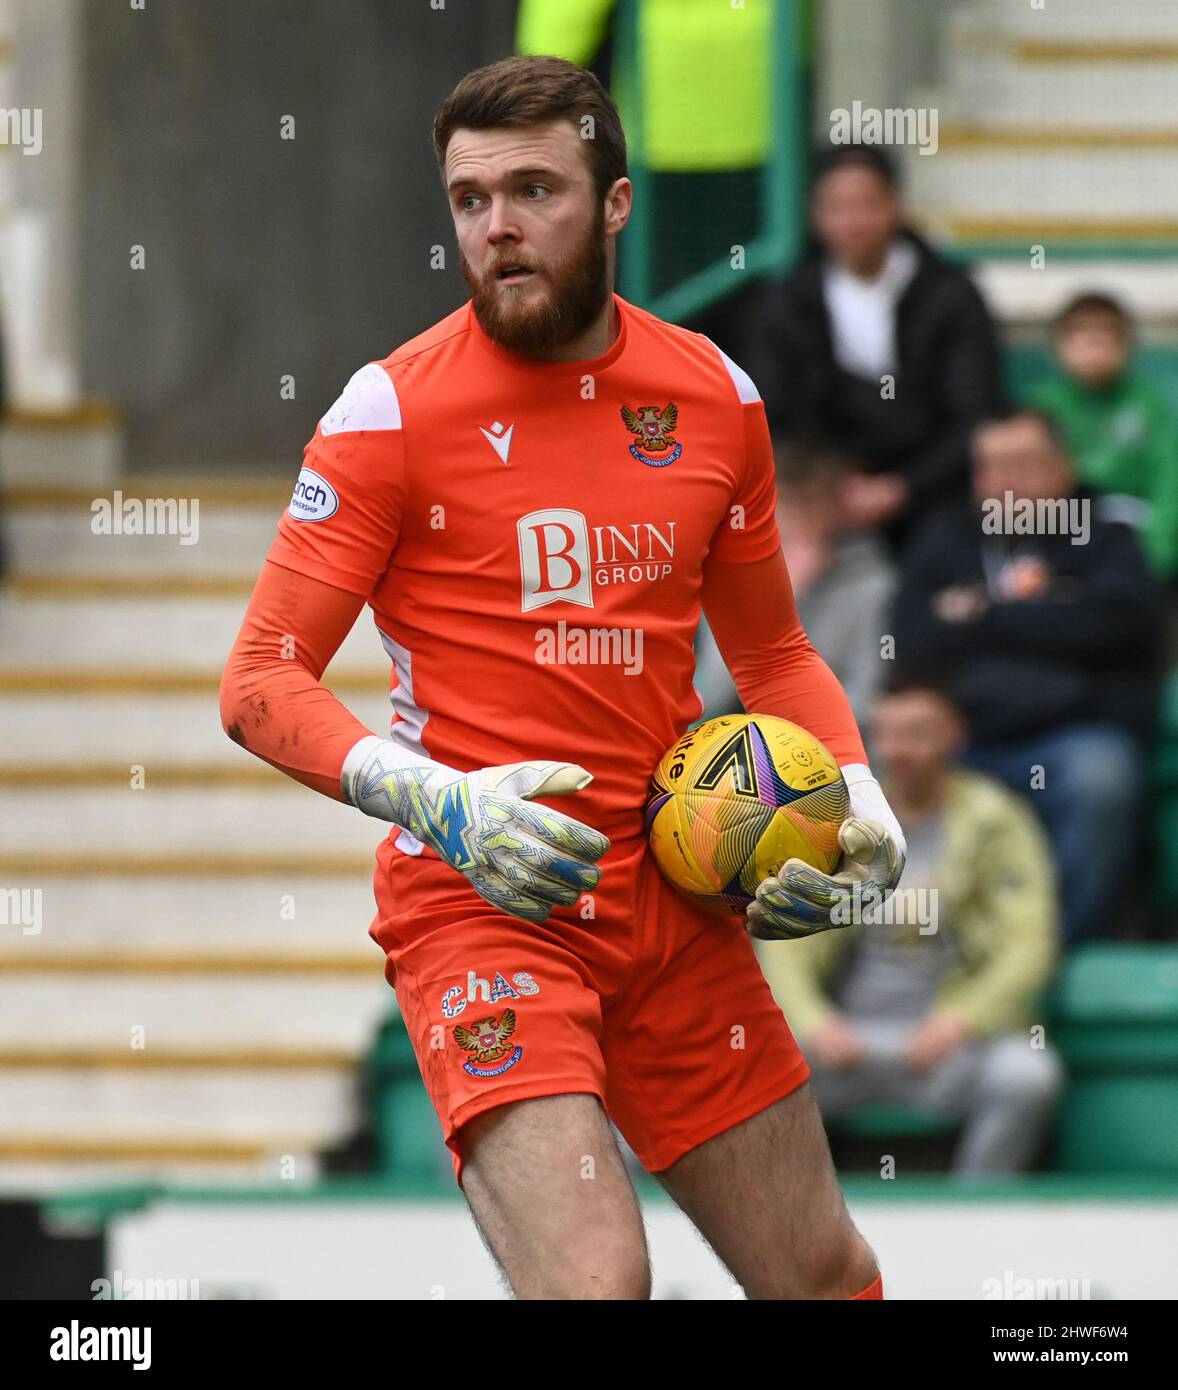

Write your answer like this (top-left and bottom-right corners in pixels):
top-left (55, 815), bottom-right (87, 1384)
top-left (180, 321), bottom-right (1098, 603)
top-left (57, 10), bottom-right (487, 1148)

top-left (454, 1008), bottom-right (523, 1078)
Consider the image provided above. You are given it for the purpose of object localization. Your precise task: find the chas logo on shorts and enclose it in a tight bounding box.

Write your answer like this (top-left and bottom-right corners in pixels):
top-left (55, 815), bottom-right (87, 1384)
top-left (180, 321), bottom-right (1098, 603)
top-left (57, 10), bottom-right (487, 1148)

top-left (441, 969), bottom-right (539, 1019)
top-left (288, 467), bottom-right (338, 522)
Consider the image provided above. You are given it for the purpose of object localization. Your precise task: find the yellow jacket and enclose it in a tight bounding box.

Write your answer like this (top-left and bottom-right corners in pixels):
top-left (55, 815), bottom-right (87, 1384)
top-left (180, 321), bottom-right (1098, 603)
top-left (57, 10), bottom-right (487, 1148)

top-left (517, 0), bottom-right (773, 171)
top-left (755, 769), bottom-right (1060, 1040)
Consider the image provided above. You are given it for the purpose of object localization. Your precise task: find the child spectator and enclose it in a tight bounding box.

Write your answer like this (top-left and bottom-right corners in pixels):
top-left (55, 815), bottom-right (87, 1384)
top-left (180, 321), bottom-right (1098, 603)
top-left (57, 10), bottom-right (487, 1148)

top-left (1030, 292), bottom-right (1178, 585)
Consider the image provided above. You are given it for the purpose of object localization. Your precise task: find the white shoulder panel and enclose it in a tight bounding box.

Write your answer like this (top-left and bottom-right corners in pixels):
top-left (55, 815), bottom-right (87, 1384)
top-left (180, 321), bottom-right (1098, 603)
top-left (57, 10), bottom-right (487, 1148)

top-left (707, 337), bottom-right (761, 405)
top-left (319, 362), bottom-right (403, 436)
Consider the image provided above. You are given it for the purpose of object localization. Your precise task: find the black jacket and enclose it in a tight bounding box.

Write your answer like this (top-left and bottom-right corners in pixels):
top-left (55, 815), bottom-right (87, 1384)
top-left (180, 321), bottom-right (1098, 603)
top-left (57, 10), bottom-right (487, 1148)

top-left (890, 498), bottom-right (1164, 743)
top-left (739, 231), bottom-right (1004, 517)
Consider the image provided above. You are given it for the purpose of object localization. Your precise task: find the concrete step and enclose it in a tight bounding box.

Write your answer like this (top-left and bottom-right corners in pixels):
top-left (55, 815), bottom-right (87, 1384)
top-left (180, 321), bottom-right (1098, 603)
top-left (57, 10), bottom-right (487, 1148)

top-left (0, 1152), bottom-right (324, 1195)
top-left (0, 691), bottom-right (393, 766)
top-left (0, 786), bottom-right (393, 856)
top-left (0, 976), bottom-right (391, 1048)
top-left (0, 411), bottom-right (122, 488)
top-left (956, 0), bottom-right (1178, 43)
top-left (0, 592), bottom-right (391, 671)
top-left (904, 147), bottom-right (1178, 220)
top-left (6, 505), bottom-right (280, 576)
top-left (0, 877), bottom-right (382, 954)
top-left (940, 61), bottom-right (1178, 131)
top-left (0, 1068), bottom-right (359, 1139)
top-left (972, 261), bottom-right (1178, 329)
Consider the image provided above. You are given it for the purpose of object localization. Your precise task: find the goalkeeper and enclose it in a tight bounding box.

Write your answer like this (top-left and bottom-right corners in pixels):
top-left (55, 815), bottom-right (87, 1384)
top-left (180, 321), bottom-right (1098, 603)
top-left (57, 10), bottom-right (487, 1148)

top-left (222, 55), bottom-right (904, 1300)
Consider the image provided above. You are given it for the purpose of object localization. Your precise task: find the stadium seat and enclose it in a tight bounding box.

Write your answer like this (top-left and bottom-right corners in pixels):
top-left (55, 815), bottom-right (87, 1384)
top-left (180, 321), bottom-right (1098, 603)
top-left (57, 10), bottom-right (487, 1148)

top-left (366, 1015), bottom-right (445, 1181)
top-left (1051, 945), bottom-right (1178, 1172)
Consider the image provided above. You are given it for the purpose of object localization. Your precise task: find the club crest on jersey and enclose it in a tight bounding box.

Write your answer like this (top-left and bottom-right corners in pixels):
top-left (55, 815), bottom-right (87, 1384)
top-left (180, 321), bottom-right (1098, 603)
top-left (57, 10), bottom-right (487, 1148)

top-left (454, 1009), bottom-right (523, 1078)
top-left (621, 403), bottom-right (682, 467)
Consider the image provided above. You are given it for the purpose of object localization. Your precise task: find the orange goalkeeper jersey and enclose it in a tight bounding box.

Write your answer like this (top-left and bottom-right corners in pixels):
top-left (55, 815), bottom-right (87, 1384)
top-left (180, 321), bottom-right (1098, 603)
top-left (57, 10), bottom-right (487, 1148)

top-left (264, 292), bottom-right (862, 844)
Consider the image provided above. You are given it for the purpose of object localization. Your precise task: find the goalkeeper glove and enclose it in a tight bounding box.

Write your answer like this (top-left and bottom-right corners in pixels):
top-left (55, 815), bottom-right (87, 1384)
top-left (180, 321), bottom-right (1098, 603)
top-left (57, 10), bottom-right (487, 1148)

top-left (342, 735), bottom-right (610, 924)
top-left (745, 764), bottom-right (906, 941)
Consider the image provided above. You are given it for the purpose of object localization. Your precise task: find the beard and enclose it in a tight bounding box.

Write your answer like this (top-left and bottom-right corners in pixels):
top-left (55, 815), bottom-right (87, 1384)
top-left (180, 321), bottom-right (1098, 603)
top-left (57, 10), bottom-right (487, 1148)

top-left (462, 204), bottom-right (610, 357)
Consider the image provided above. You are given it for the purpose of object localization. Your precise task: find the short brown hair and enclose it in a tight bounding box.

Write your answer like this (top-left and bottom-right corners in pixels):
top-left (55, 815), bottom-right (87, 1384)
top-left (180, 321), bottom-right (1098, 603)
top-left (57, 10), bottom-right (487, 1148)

top-left (1053, 291), bottom-right (1133, 339)
top-left (432, 54), bottom-right (628, 200)
top-left (772, 438), bottom-right (853, 490)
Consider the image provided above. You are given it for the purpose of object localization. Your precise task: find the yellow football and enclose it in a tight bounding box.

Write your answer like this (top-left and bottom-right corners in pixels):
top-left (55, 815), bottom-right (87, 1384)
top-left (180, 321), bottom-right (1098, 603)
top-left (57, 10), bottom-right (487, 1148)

top-left (645, 713), bottom-right (849, 916)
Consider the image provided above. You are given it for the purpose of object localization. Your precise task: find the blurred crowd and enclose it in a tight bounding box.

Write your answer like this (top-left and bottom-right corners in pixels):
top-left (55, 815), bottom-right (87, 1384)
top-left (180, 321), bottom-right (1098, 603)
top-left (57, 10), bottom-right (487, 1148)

top-left (693, 144), bottom-right (1178, 1176)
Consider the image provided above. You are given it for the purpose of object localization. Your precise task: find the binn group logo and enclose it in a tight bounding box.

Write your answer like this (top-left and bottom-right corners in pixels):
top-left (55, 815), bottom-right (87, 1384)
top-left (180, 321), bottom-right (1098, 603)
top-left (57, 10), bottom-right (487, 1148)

top-left (517, 508), bottom-right (676, 611)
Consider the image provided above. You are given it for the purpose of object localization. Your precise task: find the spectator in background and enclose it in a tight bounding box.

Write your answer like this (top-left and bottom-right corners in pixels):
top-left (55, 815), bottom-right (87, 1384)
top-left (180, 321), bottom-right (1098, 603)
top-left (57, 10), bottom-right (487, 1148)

top-left (739, 144), bottom-right (1004, 549)
top-left (1029, 292), bottom-right (1178, 587)
top-left (891, 411), bottom-right (1165, 944)
top-left (693, 440), bottom-right (896, 723)
top-left (756, 670), bottom-right (1061, 1178)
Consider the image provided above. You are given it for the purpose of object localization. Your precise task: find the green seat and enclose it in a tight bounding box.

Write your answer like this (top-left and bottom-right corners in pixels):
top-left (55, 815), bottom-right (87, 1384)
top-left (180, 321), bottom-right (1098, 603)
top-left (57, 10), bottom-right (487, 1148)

top-left (1050, 944), bottom-right (1178, 1071)
top-left (1056, 1076), bottom-right (1178, 1173)
top-left (366, 1014), bottom-right (444, 1180)
top-left (1050, 945), bottom-right (1178, 1173)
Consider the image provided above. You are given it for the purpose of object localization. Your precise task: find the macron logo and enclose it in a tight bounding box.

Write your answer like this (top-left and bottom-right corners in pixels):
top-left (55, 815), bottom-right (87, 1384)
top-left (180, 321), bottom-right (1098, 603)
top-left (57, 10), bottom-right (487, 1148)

top-left (479, 421), bottom-right (514, 465)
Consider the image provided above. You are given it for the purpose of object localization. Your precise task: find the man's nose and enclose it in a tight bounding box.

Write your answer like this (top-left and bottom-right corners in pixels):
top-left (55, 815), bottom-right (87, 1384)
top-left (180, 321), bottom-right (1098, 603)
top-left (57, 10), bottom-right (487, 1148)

top-left (485, 196), bottom-right (522, 245)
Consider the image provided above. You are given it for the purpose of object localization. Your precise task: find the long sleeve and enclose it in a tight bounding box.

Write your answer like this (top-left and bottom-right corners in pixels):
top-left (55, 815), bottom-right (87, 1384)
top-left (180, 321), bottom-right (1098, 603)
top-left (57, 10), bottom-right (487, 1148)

top-left (701, 364), bottom-right (869, 766)
top-left (219, 357), bottom-right (409, 798)
top-left (701, 548), bottom-right (868, 767)
top-left (219, 559), bottom-right (375, 801)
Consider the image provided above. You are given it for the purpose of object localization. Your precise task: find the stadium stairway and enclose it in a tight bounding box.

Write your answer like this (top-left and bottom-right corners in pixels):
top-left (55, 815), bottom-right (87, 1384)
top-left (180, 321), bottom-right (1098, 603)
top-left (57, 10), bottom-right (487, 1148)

top-left (900, 0), bottom-right (1178, 246)
top-left (0, 462), bottom-right (404, 1194)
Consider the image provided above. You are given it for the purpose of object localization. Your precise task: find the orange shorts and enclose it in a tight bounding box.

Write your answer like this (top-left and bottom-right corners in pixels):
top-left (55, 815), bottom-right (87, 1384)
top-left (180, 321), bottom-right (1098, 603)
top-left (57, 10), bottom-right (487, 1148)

top-left (368, 831), bottom-right (810, 1185)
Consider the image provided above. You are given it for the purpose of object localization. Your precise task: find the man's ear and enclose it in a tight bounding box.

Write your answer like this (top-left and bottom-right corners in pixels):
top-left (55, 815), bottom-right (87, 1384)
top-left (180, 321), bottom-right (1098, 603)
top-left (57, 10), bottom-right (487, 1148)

top-left (605, 177), bottom-right (633, 236)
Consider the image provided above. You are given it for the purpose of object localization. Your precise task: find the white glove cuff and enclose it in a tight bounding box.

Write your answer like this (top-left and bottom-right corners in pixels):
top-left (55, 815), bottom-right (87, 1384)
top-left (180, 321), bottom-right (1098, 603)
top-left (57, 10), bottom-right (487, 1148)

top-left (341, 733), bottom-right (450, 811)
top-left (839, 762), bottom-right (907, 859)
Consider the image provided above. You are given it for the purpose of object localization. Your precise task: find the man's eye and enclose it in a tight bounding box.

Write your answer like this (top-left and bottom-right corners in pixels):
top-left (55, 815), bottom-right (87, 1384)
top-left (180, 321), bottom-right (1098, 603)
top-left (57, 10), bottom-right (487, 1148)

top-left (460, 194), bottom-right (480, 211)
top-left (524, 184), bottom-right (547, 199)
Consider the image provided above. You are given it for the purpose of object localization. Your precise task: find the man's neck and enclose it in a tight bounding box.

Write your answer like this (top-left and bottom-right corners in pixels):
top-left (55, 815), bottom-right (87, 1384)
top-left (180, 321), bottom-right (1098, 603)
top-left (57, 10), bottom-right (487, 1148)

top-left (836, 241), bottom-right (894, 282)
top-left (533, 292), bottom-right (619, 363)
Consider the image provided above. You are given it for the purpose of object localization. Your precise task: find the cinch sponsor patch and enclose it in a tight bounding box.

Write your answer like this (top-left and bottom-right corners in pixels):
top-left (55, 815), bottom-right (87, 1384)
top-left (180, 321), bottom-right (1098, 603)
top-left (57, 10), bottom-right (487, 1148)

top-left (288, 467), bottom-right (338, 521)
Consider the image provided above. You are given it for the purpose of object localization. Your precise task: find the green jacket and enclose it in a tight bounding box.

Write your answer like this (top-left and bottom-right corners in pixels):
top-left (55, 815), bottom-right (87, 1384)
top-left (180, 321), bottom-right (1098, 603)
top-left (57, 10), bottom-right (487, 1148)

top-left (755, 769), bottom-right (1059, 1040)
top-left (1029, 370), bottom-right (1178, 581)
top-left (516, 0), bottom-right (773, 171)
